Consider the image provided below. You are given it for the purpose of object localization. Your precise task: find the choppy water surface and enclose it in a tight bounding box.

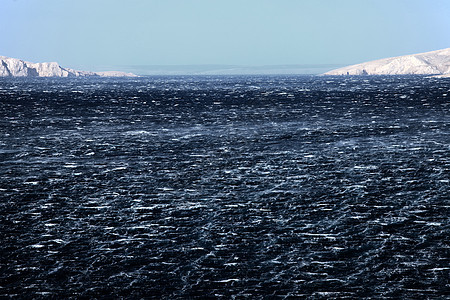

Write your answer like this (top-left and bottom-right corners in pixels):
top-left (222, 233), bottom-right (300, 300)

top-left (0, 76), bottom-right (449, 298)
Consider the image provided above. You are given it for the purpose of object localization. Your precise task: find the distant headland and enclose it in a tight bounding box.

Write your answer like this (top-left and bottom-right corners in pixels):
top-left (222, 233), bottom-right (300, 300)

top-left (0, 55), bottom-right (137, 77)
top-left (324, 48), bottom-right (450, 76)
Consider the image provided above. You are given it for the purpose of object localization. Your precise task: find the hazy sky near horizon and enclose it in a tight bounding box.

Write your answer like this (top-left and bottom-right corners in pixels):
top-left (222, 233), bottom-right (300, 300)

top-left (1, 0), bottom-right (449, 70)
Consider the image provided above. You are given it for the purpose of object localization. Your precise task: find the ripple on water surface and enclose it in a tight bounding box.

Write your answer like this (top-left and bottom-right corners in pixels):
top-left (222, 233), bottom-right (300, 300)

top-left (0, 76), bottom-right (449, 298)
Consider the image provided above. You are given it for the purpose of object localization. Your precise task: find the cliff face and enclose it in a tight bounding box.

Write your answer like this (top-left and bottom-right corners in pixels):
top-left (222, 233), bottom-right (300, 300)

top-left (0, 56), bottom-right (136, 77)
top-left (324, 48), bottom-right (450, 76)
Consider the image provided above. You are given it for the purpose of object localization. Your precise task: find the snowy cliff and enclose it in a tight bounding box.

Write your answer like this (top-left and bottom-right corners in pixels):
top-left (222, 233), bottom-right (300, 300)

top-left (0, 55), bottom-right (136, 77)
top-left (324, 48), bottom-right (450, 76)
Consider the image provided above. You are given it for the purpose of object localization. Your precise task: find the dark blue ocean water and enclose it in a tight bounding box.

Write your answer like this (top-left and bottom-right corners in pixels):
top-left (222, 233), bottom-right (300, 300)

top-left (0, 75), bottom-right (449, 298)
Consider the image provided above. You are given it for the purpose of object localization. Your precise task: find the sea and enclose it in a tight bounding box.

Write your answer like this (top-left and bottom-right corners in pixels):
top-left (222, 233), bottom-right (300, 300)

top-left (0, 75), bottom-right (449, 298)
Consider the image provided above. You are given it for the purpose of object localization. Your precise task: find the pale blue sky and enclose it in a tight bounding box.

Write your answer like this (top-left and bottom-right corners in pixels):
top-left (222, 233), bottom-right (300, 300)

top-left (1, 0), bottom-right (449, 72)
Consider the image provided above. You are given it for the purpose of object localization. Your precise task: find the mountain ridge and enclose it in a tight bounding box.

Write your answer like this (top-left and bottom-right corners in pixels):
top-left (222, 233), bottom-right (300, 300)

top-left (323, 48), bottom-right (450, 76)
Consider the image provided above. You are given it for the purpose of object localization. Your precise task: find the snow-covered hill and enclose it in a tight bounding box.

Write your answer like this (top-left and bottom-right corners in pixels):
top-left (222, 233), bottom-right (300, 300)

top-left (0, 55), bottom-right (136, 77)
top-left (324, 48), bottom-right (450, 76)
